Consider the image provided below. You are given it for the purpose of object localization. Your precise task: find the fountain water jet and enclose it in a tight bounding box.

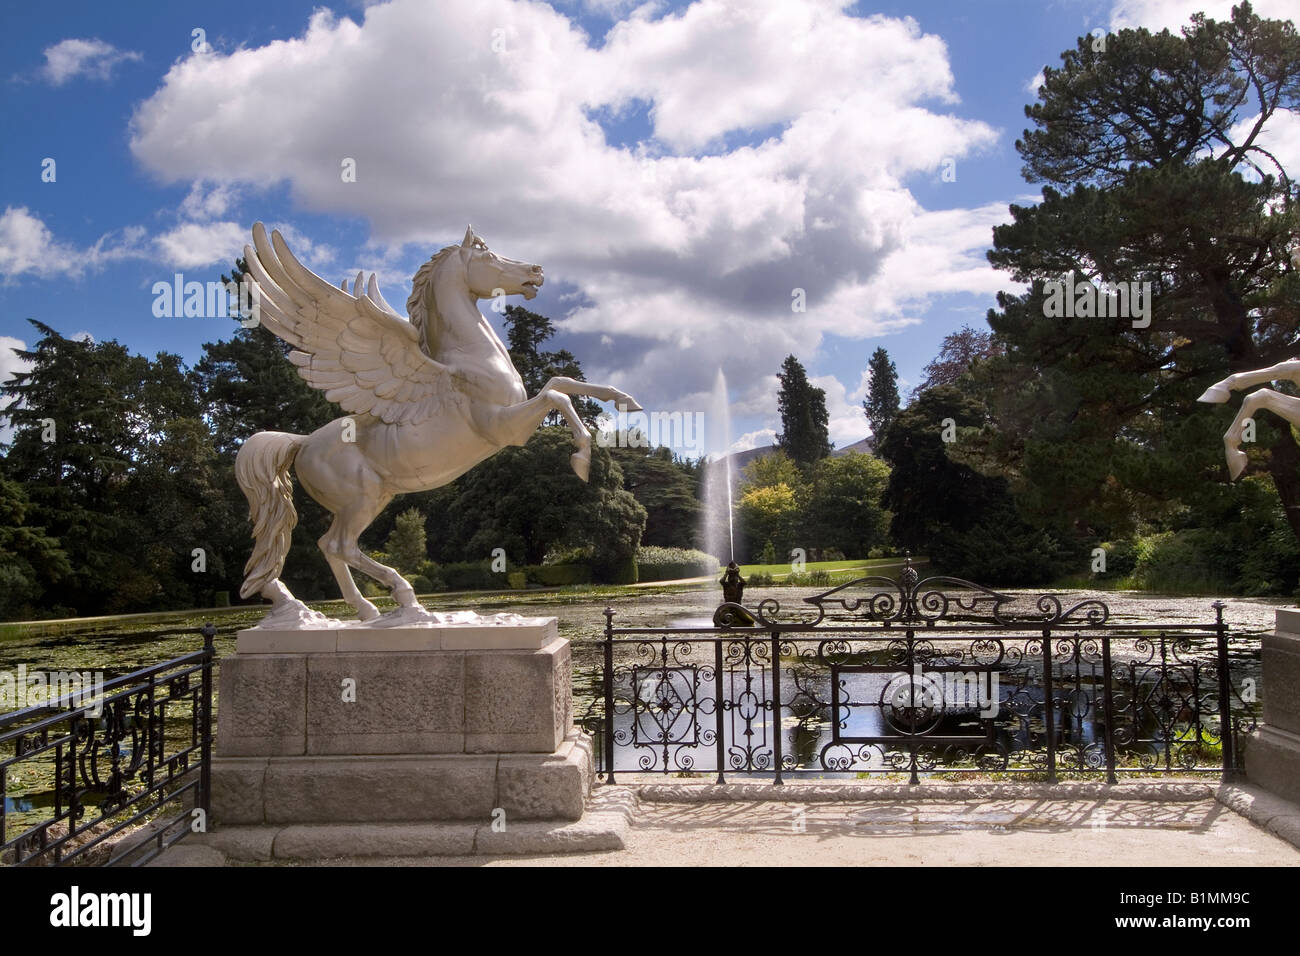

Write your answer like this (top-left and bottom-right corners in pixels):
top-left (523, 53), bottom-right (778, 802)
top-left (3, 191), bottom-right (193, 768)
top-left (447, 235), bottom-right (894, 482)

top-left (701, 368), bottom-right (736, 565)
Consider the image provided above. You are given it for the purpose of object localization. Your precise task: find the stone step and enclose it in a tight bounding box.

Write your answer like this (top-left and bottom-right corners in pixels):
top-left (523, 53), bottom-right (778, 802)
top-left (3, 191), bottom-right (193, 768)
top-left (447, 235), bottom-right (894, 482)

top-left (190, 789), bottom-right (636, 861)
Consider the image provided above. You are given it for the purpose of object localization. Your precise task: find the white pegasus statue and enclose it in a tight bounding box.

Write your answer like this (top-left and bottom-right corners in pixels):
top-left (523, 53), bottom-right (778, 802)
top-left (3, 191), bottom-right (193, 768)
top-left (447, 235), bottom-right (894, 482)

top-left (234, 222), bottom-right (641, 625)
top-left (1198, 360), bottom-right (1300, 478)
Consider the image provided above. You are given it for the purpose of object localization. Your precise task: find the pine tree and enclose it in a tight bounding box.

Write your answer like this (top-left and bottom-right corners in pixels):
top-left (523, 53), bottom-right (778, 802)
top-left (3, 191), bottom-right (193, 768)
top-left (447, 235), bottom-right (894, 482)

top-left (981, 4), bottom-right (1300, 547)
top-left (775, 355), bottom-right (832, 467)
top-left (863, 347), bottom-right (900, 445)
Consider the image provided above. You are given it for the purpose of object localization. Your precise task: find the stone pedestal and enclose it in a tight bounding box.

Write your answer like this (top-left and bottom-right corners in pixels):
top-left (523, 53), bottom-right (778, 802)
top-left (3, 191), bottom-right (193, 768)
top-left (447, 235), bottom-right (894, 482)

top-left (1245, 609), bottom-right (1300, 803)
top-left (211, 619), bottom-right (594, 835)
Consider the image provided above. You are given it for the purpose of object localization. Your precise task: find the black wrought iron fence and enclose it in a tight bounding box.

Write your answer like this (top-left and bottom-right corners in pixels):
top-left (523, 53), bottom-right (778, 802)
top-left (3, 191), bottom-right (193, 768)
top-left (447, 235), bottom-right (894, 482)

top-left (579, 567), bottom-right (1259, 784)
top-left (0, 628), bottom-right (216, 866)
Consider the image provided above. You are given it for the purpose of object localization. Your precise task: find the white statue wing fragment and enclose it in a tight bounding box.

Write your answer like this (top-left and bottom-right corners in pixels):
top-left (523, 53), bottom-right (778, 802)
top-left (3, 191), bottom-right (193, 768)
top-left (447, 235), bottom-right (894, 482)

top-left (243, 222), bottom-right (459, 425)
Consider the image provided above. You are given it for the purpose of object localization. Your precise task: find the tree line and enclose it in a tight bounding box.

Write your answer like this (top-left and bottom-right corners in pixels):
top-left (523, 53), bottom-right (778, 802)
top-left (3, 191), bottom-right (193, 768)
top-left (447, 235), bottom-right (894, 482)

top-left (3, 5), bottom-right (1297, 615)
top-left (715, 5), bottom-right (1300, 596)
top-left (0, 304), bottom-right (886, 617)
top-left (874, 5), bottom-right (1300, 593)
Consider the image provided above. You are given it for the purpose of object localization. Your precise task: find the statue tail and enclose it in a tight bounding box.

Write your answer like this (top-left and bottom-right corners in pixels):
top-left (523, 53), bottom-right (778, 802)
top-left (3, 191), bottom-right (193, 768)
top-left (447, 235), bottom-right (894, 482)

top-left (235, 431), bottom-right (304, 600)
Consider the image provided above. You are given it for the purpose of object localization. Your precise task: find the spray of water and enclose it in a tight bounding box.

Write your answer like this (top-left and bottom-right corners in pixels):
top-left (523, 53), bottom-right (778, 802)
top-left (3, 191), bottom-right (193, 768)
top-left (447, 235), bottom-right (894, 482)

top-left (701, 368), bottom-right (735, 564)
top-left (724, 438), bottom-right (735, 563)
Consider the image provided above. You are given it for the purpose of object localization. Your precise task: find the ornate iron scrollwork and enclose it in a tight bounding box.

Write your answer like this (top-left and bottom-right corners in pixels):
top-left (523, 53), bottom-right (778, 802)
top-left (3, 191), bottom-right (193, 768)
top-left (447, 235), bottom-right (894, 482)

top-left (2, 631), bottom-right (218, 866)
top-left (787, 555), bottom-right (1112, 627)
top-left (590, 574), bottom-right (1245, 783)
top-left (717, 556), bottom-right (1110, 628)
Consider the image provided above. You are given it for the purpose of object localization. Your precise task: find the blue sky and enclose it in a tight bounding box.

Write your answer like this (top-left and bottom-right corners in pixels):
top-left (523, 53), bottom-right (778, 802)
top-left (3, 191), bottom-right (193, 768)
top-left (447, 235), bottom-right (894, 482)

top-left (3, 0), bottom-right (1296, 454)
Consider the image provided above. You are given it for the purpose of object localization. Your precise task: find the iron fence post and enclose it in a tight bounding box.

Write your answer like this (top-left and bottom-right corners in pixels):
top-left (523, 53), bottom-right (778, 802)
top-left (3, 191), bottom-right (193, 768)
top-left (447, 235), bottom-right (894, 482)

top-left (714, 637), bottom-right (726, 784)
top-left (907, 628), bottom-right (919, 786)
top-left (771, 629), bottom-right (783, 785)
top-left (1101, 634), bottom-right (1117, 785)
top-left (1043, 628), bottom-right (1057, 784)
top-left (603, 607), bottom-right (616, 785)
top-left (1212, 601), bottom-right (1235, 780)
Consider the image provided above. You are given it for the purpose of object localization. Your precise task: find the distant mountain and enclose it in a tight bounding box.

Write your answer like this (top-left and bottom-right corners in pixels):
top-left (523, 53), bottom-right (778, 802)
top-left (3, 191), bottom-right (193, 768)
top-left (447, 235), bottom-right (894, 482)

top-left (831, 436), bottom-right (875, 457)
top-left (702, 436), bottom-right (876, 479)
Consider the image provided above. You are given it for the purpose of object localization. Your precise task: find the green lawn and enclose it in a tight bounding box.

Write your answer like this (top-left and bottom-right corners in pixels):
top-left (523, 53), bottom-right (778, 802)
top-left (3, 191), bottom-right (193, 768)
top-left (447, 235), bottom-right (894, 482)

top-left (737, 555), bottom-right (928, 581)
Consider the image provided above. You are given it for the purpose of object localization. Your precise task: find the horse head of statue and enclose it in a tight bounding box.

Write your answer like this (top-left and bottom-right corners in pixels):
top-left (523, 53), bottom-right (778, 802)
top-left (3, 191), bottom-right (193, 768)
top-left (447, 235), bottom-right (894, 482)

top-left (406, 227), bottom-right (543, 359)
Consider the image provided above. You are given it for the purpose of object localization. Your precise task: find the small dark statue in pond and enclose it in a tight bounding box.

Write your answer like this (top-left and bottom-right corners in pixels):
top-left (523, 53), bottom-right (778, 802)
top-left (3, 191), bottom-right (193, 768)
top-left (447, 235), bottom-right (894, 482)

top-left (720, 561), bottom-right (746, 604)
top-left (714, 562), bottom-right (757, 626)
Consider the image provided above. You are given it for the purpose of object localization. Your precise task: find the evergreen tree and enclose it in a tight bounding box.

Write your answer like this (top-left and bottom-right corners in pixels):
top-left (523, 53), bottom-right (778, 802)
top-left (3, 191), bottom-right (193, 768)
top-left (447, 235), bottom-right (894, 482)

top-left (1, 321), bottom-right (223, 614)
top-left (775, 355), bottom-right (832, 466)
top-left (864, 347), bottom-right (900, 446)
top-left (878, 386), bottom-right (1077, 584)
top-left (0, 474), bottom-right (70, 619)
top-left (609, 444), bottom-right (701, 547)
top-left (980, 4), bottom-right (1300, 550)
top-left (439, 427), bottom-right (646, 578)
top-left (385, 508), bottom-right (428, 573)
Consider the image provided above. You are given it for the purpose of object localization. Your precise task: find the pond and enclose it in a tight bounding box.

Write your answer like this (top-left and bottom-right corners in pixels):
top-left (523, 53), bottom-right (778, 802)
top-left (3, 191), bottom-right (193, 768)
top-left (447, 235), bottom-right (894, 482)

top-left (0, 583), bottom-right (1278, 778)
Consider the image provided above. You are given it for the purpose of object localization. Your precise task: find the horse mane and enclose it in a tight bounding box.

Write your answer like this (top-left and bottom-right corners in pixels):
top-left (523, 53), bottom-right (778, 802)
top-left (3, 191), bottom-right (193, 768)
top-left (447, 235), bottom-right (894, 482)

top-left (406, 245), bottom-right (459, 359)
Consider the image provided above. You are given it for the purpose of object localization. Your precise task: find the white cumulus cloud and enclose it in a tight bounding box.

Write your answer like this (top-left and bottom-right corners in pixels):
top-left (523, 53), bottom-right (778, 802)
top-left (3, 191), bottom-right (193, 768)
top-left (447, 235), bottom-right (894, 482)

top-left (127, 0), bottom-right (1006, 428)
top-left (730, 428), bottom-right (776, 453)
top-left (153, 221), bottom-right (248, 269)
top-left (1110, 0), bottom-right (1297, 31)
top-left (40, 38), bottom-right (141, 86)
top-left (0, 207), bottom-right (146, 281)
top-left (812, 373), bottom-right (868, 447)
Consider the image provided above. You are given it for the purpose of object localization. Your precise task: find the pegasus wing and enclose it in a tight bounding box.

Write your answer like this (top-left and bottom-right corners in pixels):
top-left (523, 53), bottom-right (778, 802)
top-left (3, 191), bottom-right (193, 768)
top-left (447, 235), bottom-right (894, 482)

top-left (243, 222), bottom-right (459, 425)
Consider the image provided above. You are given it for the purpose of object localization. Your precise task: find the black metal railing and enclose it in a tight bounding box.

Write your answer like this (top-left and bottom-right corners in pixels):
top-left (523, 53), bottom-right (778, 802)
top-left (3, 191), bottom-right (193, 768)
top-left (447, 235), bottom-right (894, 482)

top-left (580, 566), bottom-right (1258, 784)
top-left (0, 627), bottom-right (216, 866)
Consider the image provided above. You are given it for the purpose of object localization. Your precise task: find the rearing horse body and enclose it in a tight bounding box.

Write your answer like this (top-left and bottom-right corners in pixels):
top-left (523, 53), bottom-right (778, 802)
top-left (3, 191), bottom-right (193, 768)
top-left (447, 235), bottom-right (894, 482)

top-left (235, 222), bottom-right (641, 623)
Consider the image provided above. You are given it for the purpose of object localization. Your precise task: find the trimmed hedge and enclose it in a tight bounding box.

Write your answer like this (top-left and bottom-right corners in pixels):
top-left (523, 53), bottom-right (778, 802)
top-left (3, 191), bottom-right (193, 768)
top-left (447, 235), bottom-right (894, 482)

top-left (784, 569), bottom-right (832, 587)
top-left (526, 563), bottom-right (592, 586)
top-left (636, 546), bottom-right (718, 582)
top-left (439, 561), bottom-right (509, 590)
top-left (607, 554), bottom-right (639, 585)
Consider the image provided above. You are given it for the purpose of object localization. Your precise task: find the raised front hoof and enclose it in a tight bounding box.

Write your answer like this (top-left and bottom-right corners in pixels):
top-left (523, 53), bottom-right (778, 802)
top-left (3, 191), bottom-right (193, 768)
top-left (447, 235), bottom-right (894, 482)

top-left (571, 451), bottom-right (591, 482)
top-left (1197, 384), bottom-right (1231, 404)
top-left (1226, 447), bottom-right (1248, 480)
top-left (614, 393), bottom-right (643, 413)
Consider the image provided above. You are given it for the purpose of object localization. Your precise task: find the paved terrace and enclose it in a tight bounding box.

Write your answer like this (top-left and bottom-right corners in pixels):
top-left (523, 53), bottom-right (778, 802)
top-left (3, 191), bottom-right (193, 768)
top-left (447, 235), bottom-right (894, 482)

top-left (161, 780), bottom-right (1300, 867)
